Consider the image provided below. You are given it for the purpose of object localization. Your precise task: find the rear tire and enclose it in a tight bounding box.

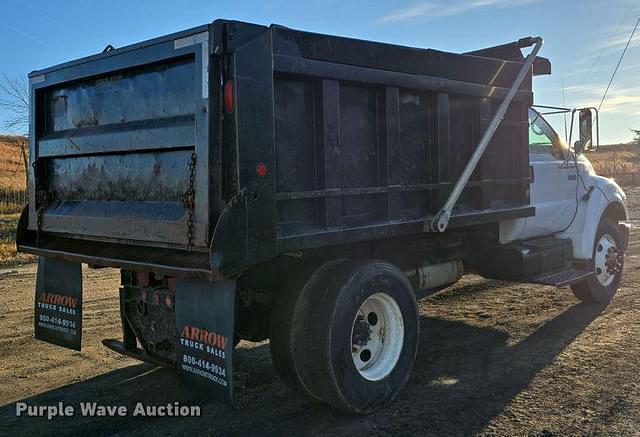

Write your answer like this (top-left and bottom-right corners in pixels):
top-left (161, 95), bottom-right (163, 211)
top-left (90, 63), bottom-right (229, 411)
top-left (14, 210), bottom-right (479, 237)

top-left (269, 259), bottom-right (346, 400)
top-left (571, 219), bottom-right (624, 303)
top-left (291, 259), bottom-right (419, 414)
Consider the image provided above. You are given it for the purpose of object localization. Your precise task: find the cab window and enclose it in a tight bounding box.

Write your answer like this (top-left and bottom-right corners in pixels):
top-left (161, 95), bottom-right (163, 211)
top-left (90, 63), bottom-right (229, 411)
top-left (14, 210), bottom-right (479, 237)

top-left (528, 109), bottom-right (564, 160)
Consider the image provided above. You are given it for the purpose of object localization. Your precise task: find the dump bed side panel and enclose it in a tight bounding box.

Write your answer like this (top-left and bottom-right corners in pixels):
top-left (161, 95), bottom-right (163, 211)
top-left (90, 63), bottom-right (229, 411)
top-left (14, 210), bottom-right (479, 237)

top-left (27, 27), bottom-right (212, 249)
top-left (263, 27), bottom-right (533, 251)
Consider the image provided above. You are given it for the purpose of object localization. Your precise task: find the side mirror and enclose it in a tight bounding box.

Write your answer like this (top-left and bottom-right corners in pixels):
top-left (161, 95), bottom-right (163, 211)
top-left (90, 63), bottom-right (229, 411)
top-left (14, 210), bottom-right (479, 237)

top-left (579, 109), bottom-right (593, 152)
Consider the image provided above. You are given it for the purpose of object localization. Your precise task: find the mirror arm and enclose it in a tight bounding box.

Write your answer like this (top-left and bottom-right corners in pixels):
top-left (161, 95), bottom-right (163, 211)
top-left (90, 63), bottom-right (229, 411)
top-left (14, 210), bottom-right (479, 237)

top-left (594, 107), bottom-right (600, 151)
top-left (568, 109), bottom-right (576, 147)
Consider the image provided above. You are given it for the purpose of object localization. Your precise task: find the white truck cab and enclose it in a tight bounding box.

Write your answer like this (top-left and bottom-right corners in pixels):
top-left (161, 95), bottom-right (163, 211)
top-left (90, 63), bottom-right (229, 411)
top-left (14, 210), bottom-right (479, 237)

top-left (501, 107), bottom-right (629, 303)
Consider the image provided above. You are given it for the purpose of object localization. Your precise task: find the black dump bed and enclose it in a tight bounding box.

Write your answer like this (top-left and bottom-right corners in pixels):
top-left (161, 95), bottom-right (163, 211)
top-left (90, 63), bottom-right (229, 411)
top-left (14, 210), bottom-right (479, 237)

top-left (18, 20), bottom-right (546, 278)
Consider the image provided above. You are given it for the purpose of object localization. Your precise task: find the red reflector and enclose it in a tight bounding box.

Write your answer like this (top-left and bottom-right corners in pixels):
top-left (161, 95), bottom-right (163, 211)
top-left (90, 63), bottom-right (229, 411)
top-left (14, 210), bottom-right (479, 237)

top-left (224, 80), bottom-right (234, 113)
top-left (256, 162), bottom-right (268, 177)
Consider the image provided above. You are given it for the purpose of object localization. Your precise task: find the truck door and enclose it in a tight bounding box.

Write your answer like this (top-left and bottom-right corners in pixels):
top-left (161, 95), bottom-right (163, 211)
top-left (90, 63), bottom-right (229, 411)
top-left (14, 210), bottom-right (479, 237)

top-left (522, 109), bottom-right (578, 238)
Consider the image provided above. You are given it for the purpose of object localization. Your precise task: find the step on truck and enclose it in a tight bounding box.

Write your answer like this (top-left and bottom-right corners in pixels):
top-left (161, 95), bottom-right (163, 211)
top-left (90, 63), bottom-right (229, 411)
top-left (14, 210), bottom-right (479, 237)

top-left (17, 20), bottom-right (629, 413)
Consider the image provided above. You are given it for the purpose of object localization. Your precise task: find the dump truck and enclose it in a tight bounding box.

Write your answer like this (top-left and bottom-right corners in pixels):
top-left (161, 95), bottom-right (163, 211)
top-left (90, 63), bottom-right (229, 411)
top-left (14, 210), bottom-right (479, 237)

top-left (17, 20), bottom-right (629, 413)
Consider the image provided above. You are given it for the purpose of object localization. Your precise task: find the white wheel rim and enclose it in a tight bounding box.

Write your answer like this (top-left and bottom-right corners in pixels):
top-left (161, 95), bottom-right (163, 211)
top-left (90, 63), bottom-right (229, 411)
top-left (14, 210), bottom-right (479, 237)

top-left (350, 292), bottom-right (404, 381)
top-left (594, 233), bottom-right (619, 287)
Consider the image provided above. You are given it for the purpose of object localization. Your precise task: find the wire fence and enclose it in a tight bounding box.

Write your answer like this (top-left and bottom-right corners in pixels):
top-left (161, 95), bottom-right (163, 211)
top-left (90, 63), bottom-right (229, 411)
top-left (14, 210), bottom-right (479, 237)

top-left (0, 188), bottom-right (27, 211)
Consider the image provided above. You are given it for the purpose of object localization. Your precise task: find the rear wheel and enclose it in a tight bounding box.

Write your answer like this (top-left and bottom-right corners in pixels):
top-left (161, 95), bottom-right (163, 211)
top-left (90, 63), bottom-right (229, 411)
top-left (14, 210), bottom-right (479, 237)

top-left (269, 259), bottom-right (345, 400)
top-left (289, 259), bottom-right (419, 414)
top-left (571, 219), bottom-right (624, 303)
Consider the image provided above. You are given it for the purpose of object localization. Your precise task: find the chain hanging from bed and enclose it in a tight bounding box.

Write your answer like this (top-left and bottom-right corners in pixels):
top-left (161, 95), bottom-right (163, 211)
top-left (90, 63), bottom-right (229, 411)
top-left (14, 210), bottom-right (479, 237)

top-left (183, 153), bottom-right (197, 250)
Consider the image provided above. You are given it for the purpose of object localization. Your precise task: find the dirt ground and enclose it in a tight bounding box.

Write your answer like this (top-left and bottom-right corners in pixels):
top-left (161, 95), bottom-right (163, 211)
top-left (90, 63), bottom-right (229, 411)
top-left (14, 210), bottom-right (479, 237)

top-left (1, 191), bottom-right (639, 436)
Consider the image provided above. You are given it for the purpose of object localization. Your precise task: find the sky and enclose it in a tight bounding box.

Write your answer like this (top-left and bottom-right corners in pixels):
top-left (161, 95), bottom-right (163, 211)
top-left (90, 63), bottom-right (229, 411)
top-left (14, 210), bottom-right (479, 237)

top-left (0, 0), bottom-right (638, 144)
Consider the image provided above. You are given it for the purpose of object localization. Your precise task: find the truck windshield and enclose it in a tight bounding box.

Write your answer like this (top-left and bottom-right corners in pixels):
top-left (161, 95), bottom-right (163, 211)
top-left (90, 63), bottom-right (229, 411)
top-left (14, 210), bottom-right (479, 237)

top-left (528, 109), bottom-right (565, 160)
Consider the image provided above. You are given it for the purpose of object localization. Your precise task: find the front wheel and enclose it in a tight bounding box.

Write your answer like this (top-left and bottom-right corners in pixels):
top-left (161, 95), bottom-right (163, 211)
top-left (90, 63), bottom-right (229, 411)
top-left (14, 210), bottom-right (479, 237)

top-left (571, 219), bottom-right (624, 303)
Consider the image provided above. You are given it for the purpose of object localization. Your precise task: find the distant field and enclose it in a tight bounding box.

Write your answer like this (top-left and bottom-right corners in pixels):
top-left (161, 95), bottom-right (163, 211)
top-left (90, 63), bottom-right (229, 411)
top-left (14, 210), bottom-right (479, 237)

top-left (0, 135), bottom-right (30, 266)
top-left (0, 135), bottom-right (27, 192)
top-left (587, 143), bottom-right (640, 176)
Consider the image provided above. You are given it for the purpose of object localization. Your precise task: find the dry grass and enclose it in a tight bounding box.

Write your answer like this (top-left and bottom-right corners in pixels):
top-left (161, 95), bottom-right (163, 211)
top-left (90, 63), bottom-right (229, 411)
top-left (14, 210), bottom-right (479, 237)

top-left (0, 135), bottom-right (27, 191)
top-left (588, 143), bottom-right (640, 176)
top-left (0, 209), bottom-right (33, 266)
top-left (0, 135), bottom-right (31, 266)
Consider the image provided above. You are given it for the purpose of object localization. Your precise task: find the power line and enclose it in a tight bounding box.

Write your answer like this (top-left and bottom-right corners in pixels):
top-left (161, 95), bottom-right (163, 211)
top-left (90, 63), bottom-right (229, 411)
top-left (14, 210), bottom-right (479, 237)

top-left (567, 0), bottom-right (640, 105)
top-left (13, 0), bottom-right (81, 38)
top-left (1, 22), bottom-right (68, 57)
top-left (598, 15), bottom-right (640, 112)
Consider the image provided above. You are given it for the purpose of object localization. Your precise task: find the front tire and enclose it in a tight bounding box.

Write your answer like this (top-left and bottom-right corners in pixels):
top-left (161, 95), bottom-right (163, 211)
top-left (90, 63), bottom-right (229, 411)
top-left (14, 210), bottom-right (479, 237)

top-left (571, 219), bottom-right (624, 303)
top-left (291, 259), bottom-right (419, 414)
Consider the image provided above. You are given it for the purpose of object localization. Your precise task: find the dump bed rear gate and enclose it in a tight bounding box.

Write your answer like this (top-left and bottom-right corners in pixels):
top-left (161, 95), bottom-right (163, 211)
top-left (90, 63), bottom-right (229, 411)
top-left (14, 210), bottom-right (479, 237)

top-left (27, 27), bottom-right (212, 249)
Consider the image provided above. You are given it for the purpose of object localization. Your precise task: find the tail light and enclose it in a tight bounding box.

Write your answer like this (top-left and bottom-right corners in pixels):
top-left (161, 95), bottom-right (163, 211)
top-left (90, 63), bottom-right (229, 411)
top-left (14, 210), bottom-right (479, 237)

top-left (224, 80), bottom-right (234, 114)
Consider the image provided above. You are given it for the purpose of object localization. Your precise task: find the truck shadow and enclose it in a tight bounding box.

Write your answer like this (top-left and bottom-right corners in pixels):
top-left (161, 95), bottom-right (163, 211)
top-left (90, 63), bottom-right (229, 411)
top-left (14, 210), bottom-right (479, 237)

top-left (0, 300), bottom-right (604, 436)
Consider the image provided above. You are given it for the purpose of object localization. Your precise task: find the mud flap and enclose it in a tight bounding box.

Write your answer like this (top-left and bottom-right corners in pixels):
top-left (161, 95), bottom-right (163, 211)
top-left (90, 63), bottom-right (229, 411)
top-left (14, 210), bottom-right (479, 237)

top-left (175, 278), bottom-right (236, 403)
top-left (34, 257), bottom-right (83, 350)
